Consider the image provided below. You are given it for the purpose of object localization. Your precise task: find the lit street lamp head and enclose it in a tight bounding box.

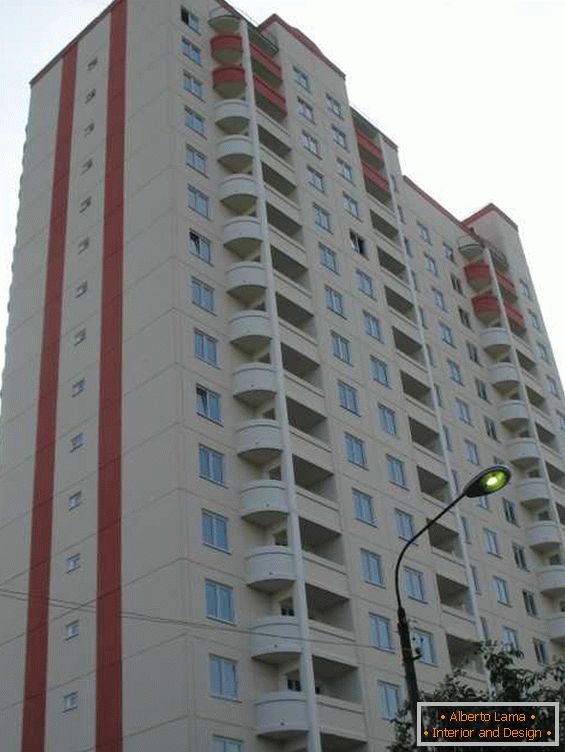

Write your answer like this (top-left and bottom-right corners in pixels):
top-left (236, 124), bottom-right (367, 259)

top-left (462, 464), bottom-right (512, 498)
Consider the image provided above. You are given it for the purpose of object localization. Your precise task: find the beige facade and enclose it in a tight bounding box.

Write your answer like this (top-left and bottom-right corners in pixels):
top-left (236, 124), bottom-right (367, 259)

top-left (1, 1), bottom-right (565, 751)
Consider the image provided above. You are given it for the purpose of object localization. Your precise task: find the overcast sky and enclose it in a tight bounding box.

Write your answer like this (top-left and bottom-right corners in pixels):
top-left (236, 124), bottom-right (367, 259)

top-left (1, 0), bottom-right (564, 395)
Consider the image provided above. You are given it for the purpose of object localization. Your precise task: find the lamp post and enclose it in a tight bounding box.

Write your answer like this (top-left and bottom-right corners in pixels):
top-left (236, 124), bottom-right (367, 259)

top-left (393, 464), bottom-right (511, 741)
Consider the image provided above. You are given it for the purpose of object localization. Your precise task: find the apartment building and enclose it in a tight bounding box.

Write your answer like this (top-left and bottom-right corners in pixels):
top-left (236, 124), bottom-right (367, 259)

top-left (1, 0), bottom-right (564, 750)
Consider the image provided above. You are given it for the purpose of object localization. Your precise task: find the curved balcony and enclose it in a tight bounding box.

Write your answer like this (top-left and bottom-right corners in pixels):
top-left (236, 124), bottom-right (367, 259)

top-left (507, 437), bottom-right (540, 468)
top-left (472, 293), bottom-right (499, 324)
top-left (250, 616), bottom-right (301, 663)
top-left (219, 174), bottom-right (258, 213)
top-left (233, 363), bottom-right (276, 406)
top-left (488, 363), bottom-right (520, 392)
top-left (480, 326), bottom-right (511, 357)
top-left (215, 99), bottom-right (250, 134)
top-left (246, 546), bottom-right (295, 592)
top-left (547, 614), bottom-right (565, 642)
top-left (226, 262), bottom-right (267, 303)
top-left (537, 565), bottom-right (565, 595)
top-left (228, 311), bottom-right (272, 353)
top-left (223, 216), bottom-right (263, 256)
top-left (254, 76), bottom-right (287, 121)
top-left (217, 135), bottom-right (253, 172)
top-left (209, 8), bottom-right (240, 33)
top-left (212, 65), bottom-right (245, 98)
top-left (240, 479), bottom-right (288, 525)
top-left (526, 521), bottom-right (562, 551)
top-left (458, 237), bottom-right (483, 260)
top-left (497, 399), bottom-right (529, 429)
top-left (235, 419), bottom-right (283, 463)
top-left (515, 478), bottom-right (551, 507)
top-left (496, 269), bottom-right (517, 300)
top-left (210, 33), bottom-right (242, 64)
top-left (255, 691), bottom-right (308, 738)
top-left (464, 261), bottom-right (491, 291)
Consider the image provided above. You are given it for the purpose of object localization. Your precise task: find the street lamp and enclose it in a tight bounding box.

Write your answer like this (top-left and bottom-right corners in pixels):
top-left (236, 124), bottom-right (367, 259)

top-left (393, 464), bottom-right (511, 740)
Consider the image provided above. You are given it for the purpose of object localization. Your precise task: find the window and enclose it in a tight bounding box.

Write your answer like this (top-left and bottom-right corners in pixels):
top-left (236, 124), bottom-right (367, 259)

top-left (494, 577), bottom-right (511, 605)
top-left (185, 106), bottom-right (205, 135)
top-left (353, 489), bottom-right (376, 525)
top-left (475, 378), bottom-right (489, 402)
top-left (484, 417), bottom-right (498, 441)
top-left (484, 529), bottom-right (500, 556)
top-left (503, 498), bottom-right (518, 525)
top-left (424, 254), bottom-right (438, 276)
top-left (325, 286), bottom-right (344, 316)
top-left (297, 97), bottom-right (314, 121)
top-left (332, 125), bottom-right (348, 149)
top-left (337, 157), bottom-right (353, 182)
top-left (192, 278), bottom-right (214, 311)
top-left (364, 311), bottom-right (382, 340)
top-left (213, 737), bottom-right (242, 752)
top-left (331, 332), bottom-right (351, 363)
top-left (350, 230), bottom-right (367, 257)
top-left (78, 237), bottom-right (90, 253)
top-left (426, 344), bottom-right (435, 366)
top-left (432, 288), bottom-right (446, 311)
top-left (85, 89), bottom-right (96, 104)
top-left (522, 590), bottom-right (537, 617)
top-left (370, 614), bottom-right (393, 651)
top-left (75, 281), bottom-right (87, 298)
top-left (379, 681), bottom-right (400, 720)
top-left (182, 37), bottom-right (201, 64)
top-left (443, 243), bottom-right (455, 262)
top-left (345, 433), bottom-right (367, 468)
top-left (520, 279), bottom-right (532, 299)
top-left (547, 376), bottom-right (559, 397)
top-left (417, 222), bottom-right (431, 244)
top-left (189, 230), bottom-right (211, 263)
top-left (80, 158), bottom-right (93, 174)
top-left (467, 342), bottom-right (480, 364)
top-left (79, 196), bottom-right (91, 213)
top-left (361, 549), bottom-right (384, 586)
top-left (199, 445), bottom-right (225, 485)
top-left (481, 617), bottom-right (490, 640)
top-left (470, 564), bottom-right (481, 593)
top-left (293, 66), bottom-right (310, 90)
top-left (405, 567), bottom-right (426, 601)
top-left (413, 629), bottom-right (435, 664)
top-left (302, 131), bottom-right (320, 156)
top-left (196, 385), bottom-right (221, 423)
top-left (338, 381), bottom-right (359, 414)
top-left (439, 322), bottom-right (454, 346)
top-left (83, 122), bottom-right (94, 136)
top-left (502, 627), bottom-right (519, 650)
top-left (71, 378), bottom-right (85, 397)
top-left (387, 455), bottom-right (407, 488)
top-left (528, 310), bottom-right (541, 331)
top-left (319, 243), bottom-right (338, 273)
top-left (70, 433), bottom-right (84, 452)
top-left (451, 274), bottom-right (463, 295)
top-left (307, 166), bottom-right (325, 192)
top-left (183, 72), bottom-right (203, 98)
top-left (456, 398), bottom-right (472, 425)
top-left (395, 509), bottom-right (414, 541)
top-left (181, 6), bottom-right (199, 32)
top-left (186, 145), bottom-right (207, 174)
top-left (557, 411), bottom-right (565, 431)
top-left (378, 404), bottom-right (397, 436)
top-left (87, 57), bottom-right (98, 71)
top-left (513, 544), bottom-right (528, 571)
top-left (209, 656), bottom-right (238, 700)
top-left (404, 237), bottom-right (412, 256)
top-left (447, 359), bottom-right (463, 384)
top-left (65, 620), bottom-right (80, 639)
top-left (202, 510), bottom-right (228, 551)
top-left (459, 308), bottom-right (472, 329)
top-left (465, 439), bottom-right (480, 465)
top-left (372, 357), bottom-right (390, 386)
top-left (434, 384), bottom-right (443, 407)
top-left (68, 491), bottom-right (82, 510)
top-left (344, 193), bottom-right (360, 218)
top-left (63, 692), bottom-right (78, 712)
top-left (205, 580), bottom-right (235, 623)
top-left (538, 342), bottom-right (550, 362)
top-left (533, 639), bottom-right (548, 665)
top-left (356, 269), bottom-right (374, 297)
top-left (188, 185), bottom-right (209, 217)
top-left (478, 495), bottom-right (490, 510)
top-left (418, 307), bottom-right (427, 329)
top-left (397, 205), bottom-right (405, 223)
top-left (313, 204), bottom-right (331, 231)
top-left (66, 554), bottom-right (81, 572)
top-left (326, 93), bottom-right (342, 117)
top-left (194, 329), bottom-right (218, 366)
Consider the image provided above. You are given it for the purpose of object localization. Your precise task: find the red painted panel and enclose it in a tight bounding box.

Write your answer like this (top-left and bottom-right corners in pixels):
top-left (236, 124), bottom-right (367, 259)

top-left (213, 65), bottom-right (245, 86)
top-left (464, 261), bottom-right (490, 284)
top-left (361, 161), bottom-right (390, 194)
top-left (472, 293), bottom-right (499, 316)
top-left (496, 269), bottom-right (517, 297)
top-left (253, 75), bottom-right (287, 113)
top-left (211, 33), bottom-right (242, 55)
top-left (250, 42), bottom-right (282, 81)
top-left (355, 128), bottom-right (384, 163)
top-left (21, 44), bottom-right (77, 752)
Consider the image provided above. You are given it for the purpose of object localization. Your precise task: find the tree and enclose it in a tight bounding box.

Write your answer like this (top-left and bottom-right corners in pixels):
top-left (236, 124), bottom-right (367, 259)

top-left (388, 641), bottom-right (565, 752)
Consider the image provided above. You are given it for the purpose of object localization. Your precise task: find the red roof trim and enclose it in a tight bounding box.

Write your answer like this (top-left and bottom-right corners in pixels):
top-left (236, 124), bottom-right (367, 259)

top-left (258, 13), bottom-right (345, 78)
top-left (463, 203), bottom-right (519, 231)
top-left (403, 176), bottom-right (477, 237)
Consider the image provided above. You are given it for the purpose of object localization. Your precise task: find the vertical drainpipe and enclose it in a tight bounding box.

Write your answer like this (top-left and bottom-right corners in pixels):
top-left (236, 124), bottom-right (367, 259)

top-left (239, 23), bottom-right (323, 752)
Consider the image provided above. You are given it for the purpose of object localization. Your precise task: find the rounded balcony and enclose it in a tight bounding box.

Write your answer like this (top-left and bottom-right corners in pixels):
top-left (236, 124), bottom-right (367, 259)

top-left (497, 399), bottom-right (529, 429)
top-left (246, 546), bottom-right (295, 592)
top-left (219, 174), bottom-right (258, 213)
top-left (235, 419), bottom-right (283, 463)
top-left (515, 478), bottom-right (551, 507)
top-left (488, 363), bottom-right (520, 392)
top-left (547, 613), bottom-right (565, 642)
top-left (480, 327), bottom-right (511, 357)
top-left (212, 65), bottom-right (245, 98)
top-left (526, 521), bottom-right (562, 550)
top-left (215, 98), bottom-right (250, 134)
top-left (507, 437), bottom-right (540, 468)
top-left (250, 616), bottom-right (301, 663)
top-left (458, 237), bottom-right (483, 260)
top-left (210, 33), bottom-right (242, 64)
top-left (255, 691), bottom-right (308, 738)
top-left (240, 479), bottom-right (288, 525)
top-left (233, 363), bottom-right (276, 406)
top-left (226, 262), bottom-right (267, 303)
top-left (223, 216), bottom-right (263, 257)
top-left (464, 261), bottom-right (491, 291)
top-left (228, 311), bottom-right (272, 353)
top-left (537, 565), bottom-right (565, 595)
top-left (472, 293), bottom-right (500, 324)
top-left (217, 135), bottom-right (254, 172)
top-left (209, 8), bottom-right (240, 33)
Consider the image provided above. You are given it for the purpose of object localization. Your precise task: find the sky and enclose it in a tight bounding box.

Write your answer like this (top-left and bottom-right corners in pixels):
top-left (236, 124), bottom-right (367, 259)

top-left (1, 0), bottom-right (564, 394)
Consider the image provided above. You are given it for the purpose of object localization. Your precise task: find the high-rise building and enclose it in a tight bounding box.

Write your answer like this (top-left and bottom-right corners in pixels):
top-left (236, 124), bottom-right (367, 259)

top-left (1, 1), bottom-right (564, 750)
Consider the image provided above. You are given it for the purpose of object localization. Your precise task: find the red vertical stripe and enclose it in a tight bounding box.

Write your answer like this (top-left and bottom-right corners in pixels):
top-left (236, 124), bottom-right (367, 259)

top-left (21, 46), bottom-right (77, 752)
top-left (96, 2), bottom-right (126, 752)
